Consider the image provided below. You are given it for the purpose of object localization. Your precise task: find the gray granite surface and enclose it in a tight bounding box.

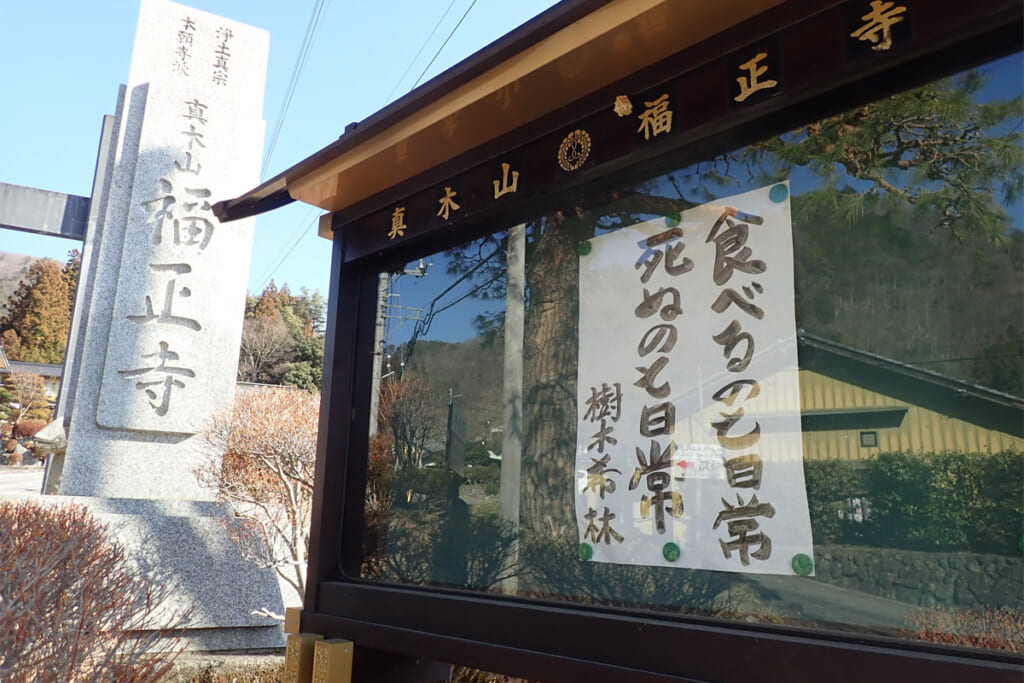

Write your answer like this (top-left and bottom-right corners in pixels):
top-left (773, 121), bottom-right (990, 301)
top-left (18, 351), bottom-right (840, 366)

top-left (50, 0), bottom-right (279, 652)
top-left (62, 0), bottom-right (267, 499)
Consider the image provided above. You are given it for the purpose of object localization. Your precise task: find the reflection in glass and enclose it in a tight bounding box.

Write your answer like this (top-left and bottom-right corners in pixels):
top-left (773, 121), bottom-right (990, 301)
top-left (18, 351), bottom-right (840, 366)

top-left (360, 53), bottom-right (1024, 653)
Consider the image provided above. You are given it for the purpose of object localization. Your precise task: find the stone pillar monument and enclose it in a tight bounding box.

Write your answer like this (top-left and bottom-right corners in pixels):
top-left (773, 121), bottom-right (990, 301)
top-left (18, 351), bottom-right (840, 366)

top-left (63, 0), bottom-right (265, 498)
top-left (59, 0), bottom-right (285, 649)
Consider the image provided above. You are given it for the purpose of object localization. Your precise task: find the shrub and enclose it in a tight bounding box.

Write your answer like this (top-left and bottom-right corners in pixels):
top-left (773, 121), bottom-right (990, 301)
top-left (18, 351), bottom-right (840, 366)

top-left (391, 467), bottom-right (448, 505)
top-left (365, 434), bottom-right (396, 564)
top-left (465, 463), bottom-right (500, 487)
top-left (13, 419), bottom-right (47, 438)
top-left (367, 508), bottom-right (519, 590)
top-left (463, 440), bottom-right (495, 468)
top-left (0, 500), bottom-right (185, 681)
top-left (803, 459), bottom-right (862, 543)
top-left (861, 450), bottom-right (1022, 554)
top-left (804, 450), bottom-right (1024, 555)
top-left (197, 386), bottom-right (319, 598)
top-left (452, 665), bottom-right (539, 682)
top-left (519, 530), bottom-right (731, 614)
top-left (975, 450), bottom-right (1024, 555)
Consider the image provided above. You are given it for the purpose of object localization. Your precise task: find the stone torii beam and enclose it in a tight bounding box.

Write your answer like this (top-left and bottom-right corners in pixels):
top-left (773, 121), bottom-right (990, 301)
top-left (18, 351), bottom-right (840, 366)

top-left (0, 113), bottom-right (117, 497)
top-left (0, 182), bottom-right (91, 240)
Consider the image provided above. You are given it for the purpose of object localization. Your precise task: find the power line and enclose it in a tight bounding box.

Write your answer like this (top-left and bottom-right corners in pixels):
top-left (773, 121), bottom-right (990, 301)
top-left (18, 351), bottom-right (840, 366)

top-left (254, 0), bottom-right (331, 292)
top-left (261, 0), bottom-right (331, 179)
top-left (255, 228), bottom-right (313, 293)
top-left (411, 0), bottom-right (478, 91)
top-left (383, 0), bottom-right (459, 105)
top-left (254, 208), bottom-right (320, 292)
top-left (257, 0), bottom-right (477, 290)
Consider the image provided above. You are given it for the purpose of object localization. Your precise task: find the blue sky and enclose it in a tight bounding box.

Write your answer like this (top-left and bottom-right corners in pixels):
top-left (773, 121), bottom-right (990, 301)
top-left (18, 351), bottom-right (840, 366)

top-left (0, 0), bottom-right (559, 300)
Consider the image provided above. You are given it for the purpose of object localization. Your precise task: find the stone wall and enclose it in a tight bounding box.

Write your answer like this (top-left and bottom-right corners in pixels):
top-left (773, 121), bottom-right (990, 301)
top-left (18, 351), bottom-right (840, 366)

top-left (814, 545), bottom-right (1023, 610)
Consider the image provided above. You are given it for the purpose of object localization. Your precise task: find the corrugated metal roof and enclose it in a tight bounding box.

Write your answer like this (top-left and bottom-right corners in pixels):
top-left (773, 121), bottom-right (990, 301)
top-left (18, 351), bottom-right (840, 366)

top-left (3, 361), bottom-right (62, 378)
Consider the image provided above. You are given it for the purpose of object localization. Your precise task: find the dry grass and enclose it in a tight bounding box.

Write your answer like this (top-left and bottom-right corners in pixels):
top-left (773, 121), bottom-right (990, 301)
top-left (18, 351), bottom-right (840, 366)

top-left (903, 605), bottom-right (1024, 652)
top-left (158, 652), bottom-right (285, 682)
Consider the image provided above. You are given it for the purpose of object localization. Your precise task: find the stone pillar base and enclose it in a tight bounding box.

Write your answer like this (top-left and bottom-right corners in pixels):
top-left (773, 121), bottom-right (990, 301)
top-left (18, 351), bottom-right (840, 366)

top-left (48, 495), bottom-right (288, 651)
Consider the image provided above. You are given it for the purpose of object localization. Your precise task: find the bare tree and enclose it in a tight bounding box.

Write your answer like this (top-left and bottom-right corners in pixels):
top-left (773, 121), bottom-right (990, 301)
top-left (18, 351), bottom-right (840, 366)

top-left (5, 372), bottom-right (51, 424)
top-left (198, 386), bottom-right (319, 598)
top-left (378, 373), bottom-right (438, 469)
top-left (237, 315), bottom-right (294, 384)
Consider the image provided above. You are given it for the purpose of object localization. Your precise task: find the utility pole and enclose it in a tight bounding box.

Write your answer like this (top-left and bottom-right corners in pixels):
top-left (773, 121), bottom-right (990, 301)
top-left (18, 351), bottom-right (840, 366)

top-left (367, 260), bottom-right (429, 437)
top-left (500, 224), bottom-right (525, 593)
top-left (368, 273), bottom-right (389, 437)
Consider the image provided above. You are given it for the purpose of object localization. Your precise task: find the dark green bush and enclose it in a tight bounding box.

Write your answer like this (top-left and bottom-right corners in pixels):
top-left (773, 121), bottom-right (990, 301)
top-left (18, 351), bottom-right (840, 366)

top-left (391, 466), bottom-right (448, 505)
top-left (865, 451), bottom-right (972, 551)
top-left (368, 508), bottom-right (518, 589)
top-left (804, 450), bottom-right (1023, 555)
top-left (465, 463), bottom-right (500, 487)
top-left (803, 459), bottom-right (863, 543)
top-left (975, 450), bottom-right (1024, 554)
top-left (463, 440), bottom-right (496, 468)
top-left (519, 530), bottom-right (732, 614)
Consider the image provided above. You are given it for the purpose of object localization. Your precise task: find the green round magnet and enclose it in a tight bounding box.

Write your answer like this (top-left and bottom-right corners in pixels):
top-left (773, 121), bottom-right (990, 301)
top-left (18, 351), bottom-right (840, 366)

top-left (662, 542), bottom-right (681, 562)
top-left (791, 553), bottom-right (813, 576)
top-left (665, 211), bottom-right (681, 228)
top-left (769, 184), bottom-right (789, 203)
top-left (578, 543), bottom-right (594, 561)
top-left (577, 241), bottom-right (593, 256)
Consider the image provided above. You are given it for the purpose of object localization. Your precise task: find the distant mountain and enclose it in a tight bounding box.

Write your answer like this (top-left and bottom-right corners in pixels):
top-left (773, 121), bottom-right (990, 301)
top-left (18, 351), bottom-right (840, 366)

top-left (0, 252), bottom-right (37, 317)
top-left (404, 337), bottom-right (506, 443)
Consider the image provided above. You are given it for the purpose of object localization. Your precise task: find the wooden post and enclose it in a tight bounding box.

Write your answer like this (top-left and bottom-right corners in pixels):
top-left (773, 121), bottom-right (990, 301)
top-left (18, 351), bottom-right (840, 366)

top-left (312, 639), bottom-right (354, 683)
top-left (285, 633), bottom-right (324, 683)
top-left (284, 606), bottom-right (302, 635)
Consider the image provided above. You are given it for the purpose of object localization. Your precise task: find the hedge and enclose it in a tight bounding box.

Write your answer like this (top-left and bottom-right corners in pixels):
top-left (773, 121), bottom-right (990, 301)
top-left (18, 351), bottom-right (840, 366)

top-left (803, 450), bottom-right (1023, 556)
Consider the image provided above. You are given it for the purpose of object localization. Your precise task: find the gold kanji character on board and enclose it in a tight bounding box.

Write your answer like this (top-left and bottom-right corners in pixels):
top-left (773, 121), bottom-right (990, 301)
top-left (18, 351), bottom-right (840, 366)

top-left (850, 1), bottom-right (907, 51)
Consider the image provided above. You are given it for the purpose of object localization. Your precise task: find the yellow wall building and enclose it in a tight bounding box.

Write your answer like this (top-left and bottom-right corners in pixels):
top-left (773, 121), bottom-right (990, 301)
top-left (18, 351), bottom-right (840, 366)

top-left (798, 335), bottom-right (1024, 461)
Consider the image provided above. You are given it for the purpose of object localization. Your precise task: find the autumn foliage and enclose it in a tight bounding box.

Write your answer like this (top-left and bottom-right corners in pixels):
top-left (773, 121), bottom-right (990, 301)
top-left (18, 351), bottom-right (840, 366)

top-left (13, 418), bottom-right (46, 438)
top-left (198, 386), bottom-right (320, 597)
top-left (237, 281), bottom-right (325, 390)
top-left (0, 500), bottom-right (184, 681)
top-left (0, 252), bottom-right (78, 364)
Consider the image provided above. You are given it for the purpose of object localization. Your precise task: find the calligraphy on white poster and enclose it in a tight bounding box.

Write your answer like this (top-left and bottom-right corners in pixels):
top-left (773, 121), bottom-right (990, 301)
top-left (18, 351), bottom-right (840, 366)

top-left (575, 182), bottom-right (814, 576)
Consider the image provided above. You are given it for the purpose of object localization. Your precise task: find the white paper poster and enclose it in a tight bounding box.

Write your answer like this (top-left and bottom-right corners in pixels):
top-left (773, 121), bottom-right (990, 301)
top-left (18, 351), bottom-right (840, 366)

top-left (575, 182), bottom-right (814, 576)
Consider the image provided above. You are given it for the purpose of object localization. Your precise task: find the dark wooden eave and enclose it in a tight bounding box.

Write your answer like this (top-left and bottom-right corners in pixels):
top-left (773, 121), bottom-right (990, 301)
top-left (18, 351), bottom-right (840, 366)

top-left (212, 0), bottom-right (616, 224)
top-left (213, 0), bottom-right (787, 232)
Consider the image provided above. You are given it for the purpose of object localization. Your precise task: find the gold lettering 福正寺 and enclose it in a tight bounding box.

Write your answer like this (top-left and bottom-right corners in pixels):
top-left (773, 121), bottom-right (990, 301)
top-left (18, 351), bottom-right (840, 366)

top-left (734, 53), bottom-right (778, 103)
top-left (850, 1), bottom-right (907, 51)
